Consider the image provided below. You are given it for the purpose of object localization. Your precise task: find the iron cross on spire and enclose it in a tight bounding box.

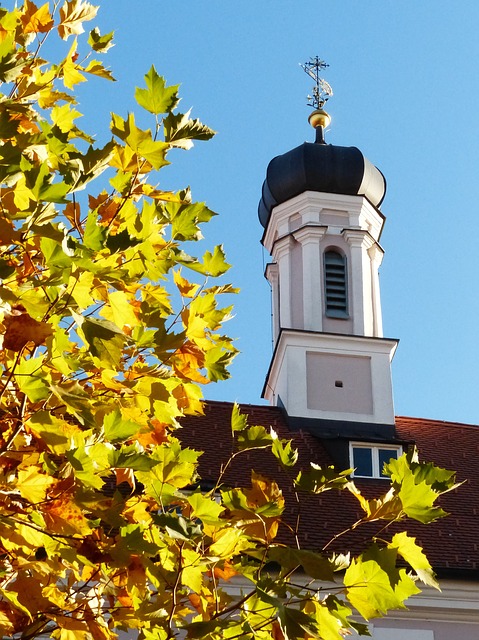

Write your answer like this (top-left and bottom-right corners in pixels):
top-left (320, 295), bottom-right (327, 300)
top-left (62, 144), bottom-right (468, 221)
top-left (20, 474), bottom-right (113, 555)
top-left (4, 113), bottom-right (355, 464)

top-left (300, 56), bottom-right (333, 109)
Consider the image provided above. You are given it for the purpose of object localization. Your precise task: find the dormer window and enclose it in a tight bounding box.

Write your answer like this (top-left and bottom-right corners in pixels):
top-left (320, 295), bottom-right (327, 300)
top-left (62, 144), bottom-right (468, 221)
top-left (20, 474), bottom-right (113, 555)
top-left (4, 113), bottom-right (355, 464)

top-left (324, 250), bottom-right (348, 318)
top-left (350, 443), bottom-right (402, 479)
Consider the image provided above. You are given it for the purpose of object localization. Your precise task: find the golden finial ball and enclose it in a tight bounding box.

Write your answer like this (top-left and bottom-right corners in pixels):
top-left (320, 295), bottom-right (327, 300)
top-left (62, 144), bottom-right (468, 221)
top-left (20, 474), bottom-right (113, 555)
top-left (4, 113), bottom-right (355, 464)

top-left (308, 109), bottom-right (331, 129)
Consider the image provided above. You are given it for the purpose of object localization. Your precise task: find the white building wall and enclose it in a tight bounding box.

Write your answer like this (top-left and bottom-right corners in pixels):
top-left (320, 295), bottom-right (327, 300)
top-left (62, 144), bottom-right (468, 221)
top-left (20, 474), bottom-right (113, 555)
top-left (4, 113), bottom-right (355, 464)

top-left (370, 579), bottom-right (479, 640)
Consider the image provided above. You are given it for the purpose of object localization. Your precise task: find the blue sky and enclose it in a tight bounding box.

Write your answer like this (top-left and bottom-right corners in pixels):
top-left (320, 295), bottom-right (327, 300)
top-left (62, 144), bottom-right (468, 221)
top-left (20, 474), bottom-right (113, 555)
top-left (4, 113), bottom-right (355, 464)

top-left (65, 1), bottom-right (479, 424)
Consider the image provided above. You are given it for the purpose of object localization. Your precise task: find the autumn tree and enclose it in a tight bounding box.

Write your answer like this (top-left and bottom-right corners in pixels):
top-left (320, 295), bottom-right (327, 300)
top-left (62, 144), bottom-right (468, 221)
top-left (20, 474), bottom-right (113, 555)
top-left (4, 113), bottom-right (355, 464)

top-left (0, 2), bottom-right (459, 639)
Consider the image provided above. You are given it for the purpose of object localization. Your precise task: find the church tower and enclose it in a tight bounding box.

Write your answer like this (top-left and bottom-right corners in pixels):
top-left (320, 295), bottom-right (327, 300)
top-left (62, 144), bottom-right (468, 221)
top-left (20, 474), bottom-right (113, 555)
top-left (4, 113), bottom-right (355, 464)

top-left (259, 59), bottom-right (397, 438)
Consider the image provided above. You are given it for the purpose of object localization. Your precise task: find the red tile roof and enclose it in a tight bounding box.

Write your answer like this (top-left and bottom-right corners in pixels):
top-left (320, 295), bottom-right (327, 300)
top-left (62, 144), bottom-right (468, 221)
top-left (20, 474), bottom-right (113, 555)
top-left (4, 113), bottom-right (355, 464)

top-left (180, 402), bottom-right (479, 577)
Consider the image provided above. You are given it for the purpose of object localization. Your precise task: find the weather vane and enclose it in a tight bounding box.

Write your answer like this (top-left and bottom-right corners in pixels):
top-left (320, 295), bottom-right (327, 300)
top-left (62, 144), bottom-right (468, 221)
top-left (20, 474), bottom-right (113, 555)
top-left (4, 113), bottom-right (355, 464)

top-left (300, 56), bottom-right (333, 109)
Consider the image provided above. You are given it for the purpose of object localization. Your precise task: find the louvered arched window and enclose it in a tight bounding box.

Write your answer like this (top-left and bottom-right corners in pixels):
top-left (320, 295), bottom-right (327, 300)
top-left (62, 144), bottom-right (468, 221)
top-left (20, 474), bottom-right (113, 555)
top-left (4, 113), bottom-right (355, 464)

top-left (324, 250), bottom-right (348, 318)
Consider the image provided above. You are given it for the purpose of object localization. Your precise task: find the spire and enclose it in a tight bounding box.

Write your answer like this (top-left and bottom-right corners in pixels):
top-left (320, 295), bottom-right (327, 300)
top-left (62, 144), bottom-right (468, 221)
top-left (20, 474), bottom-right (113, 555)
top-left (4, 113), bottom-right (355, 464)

top-left (259, 64), bottom-right (396, 430)
top-left (300, 56), bottom-right (333, 110)
top-left (300, 56), bottom-right (332, 143)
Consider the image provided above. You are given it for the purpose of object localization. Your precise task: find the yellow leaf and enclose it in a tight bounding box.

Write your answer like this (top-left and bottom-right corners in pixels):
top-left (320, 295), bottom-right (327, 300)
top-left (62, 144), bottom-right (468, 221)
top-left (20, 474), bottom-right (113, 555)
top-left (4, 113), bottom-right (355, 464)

top-left (109, 144), bottom-right (139, 173)
top-left (181, 549), bottom-right (204, 593)
top-left (27, 411), bottom-right (83, 455)
top-left (68, 270), bottom-right (95, 310)
top-left (100, 369), bottom-right (127, 391)
top-left (174, 382), bottom-right (204, 416)
top-left (62, 56), bottom-right (86, 90)
top-left (58, 0), bottom-right (98, 40)
top-left (123, 497), bottom-right (153, 525)
top-left (13, 175), bottom-right (32, 211)
top-left (42, 585), bottom-right (69, 609)
top-left (100, 290), bottom-right (139, 329)
top-left (146, 188), bottom-right (188, 203)
top-left (39, 88), bottom-right (75, 109)
top-left (141, 283), bottom-right (172, 315)
top-left (0, 522), bottom-right (49, 555)
top-left (84, 60), bottom-right (114, 81)
top-left (17, 466), bottom-right (54, 504)
top-left (50, 615), bottom-right (90, 640)
top-left (21, 0), bottom-right (54, 34)
top-left (51, 103), bottom-right (82, 133)
top-left (210, 528), bottom-right (245, 559)
top-left (182, 309), bottom-right (209, 348)
top-left (174, 269), bottom-right (200, 298)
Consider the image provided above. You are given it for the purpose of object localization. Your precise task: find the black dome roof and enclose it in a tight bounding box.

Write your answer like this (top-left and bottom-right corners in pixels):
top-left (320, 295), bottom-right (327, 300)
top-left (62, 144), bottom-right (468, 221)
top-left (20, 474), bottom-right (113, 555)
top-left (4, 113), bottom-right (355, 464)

top-left (258, 140), bottom-right (386, 228)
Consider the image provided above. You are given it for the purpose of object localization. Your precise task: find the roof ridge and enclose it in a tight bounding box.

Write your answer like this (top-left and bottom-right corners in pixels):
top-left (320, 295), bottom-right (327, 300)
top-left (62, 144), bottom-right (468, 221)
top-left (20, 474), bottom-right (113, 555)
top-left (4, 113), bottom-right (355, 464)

top-left (396, 415), bottom-right (479, 429)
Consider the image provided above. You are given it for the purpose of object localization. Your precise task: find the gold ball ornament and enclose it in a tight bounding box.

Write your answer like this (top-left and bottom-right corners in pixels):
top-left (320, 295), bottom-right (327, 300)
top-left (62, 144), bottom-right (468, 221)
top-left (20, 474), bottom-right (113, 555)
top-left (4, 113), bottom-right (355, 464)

top-left (308, 109), bottom-right (331, 129)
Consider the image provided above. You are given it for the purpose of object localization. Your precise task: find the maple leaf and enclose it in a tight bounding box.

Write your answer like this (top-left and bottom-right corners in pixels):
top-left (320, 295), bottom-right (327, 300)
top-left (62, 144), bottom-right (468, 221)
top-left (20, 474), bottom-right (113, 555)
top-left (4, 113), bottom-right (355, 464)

top-left (136, 418), bottom-right (169, 448)
top-left (2, 307), bottom-right (53, 351)
top-left (17, 466), bottom-right (55, 503)
top-left (88, 27), bottom-right (114, 53)
top-left (114, 468), bottom-right (136, 491)
top-left (63, 201), bottom-right (81, 229)
top-left (58, 0), bottom-right (98, 40)
top-left (20, 1), bottom-right (54, 34)
top-left (135, 65), bottom-right (179, 115)
top-left (44, 496), bottom-right (93, 536)
top-left (212, 560), bottom-right (238, 582)
top-left (62, 53), bottom-right (86, 89)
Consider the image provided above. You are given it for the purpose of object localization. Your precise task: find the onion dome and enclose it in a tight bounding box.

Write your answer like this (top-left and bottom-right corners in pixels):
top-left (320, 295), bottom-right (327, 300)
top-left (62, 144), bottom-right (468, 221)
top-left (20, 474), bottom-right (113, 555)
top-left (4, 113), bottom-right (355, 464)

top-left (258, 109), bottom-right (386, 229)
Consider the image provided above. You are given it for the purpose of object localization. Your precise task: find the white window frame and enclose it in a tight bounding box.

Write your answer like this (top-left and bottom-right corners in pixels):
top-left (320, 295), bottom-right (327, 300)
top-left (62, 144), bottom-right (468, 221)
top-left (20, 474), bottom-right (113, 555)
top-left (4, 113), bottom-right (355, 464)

top-left (349, 442), bottom-right (402, 479)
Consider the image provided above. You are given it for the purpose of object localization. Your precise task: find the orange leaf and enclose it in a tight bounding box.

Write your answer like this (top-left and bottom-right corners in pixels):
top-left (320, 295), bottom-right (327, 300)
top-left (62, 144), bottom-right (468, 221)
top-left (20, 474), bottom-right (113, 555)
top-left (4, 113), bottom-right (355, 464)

top-left (188, 593), bottom-right (202, 613)
top-left (88, 193), bottom-right (119, 225)
top-left (43, 496), bottom-right (92, 535)
top-left (44, 614), bottom-right (90, 636)
top-left (15, 113), bottom-right (41, 135)
top-left (246, 471), bottom-right (284, 508)
top-left (9, 573), bottom-right (50, 616)
top-left (0, 600), bottom-right (24, 636)
top-left (84, 611), bottom-right (112, 640)
top-left (171, 341), bottom-right (209, 384)
top-left (212, 560), bottom-right (238, 582)
top-left (272, 620), bottom-right (286, 640)
top-left (114, 467), bottom-right (135, 490)
top-left (0, 189), bottom-right (20, 218)
top-left (64, 201), bottom-right (81, 229)
top-left (116, 590), bottom-right (133, 608)
top-left (2, 308), bottom-right (53, 351)
top-left (21, 1), bottom-right (54, 34)
top-left (174, 270), bottom-right (200, 298)
top-left (21, 250), bottom-right (36, 278)
top-left (137, 418), bottom-right (169, 447)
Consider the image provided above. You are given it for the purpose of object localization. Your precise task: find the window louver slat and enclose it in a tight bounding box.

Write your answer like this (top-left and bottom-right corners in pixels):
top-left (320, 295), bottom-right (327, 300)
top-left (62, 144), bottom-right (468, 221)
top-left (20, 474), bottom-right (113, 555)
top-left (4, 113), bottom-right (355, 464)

top-left (324, 250), bottom-right (348, 318)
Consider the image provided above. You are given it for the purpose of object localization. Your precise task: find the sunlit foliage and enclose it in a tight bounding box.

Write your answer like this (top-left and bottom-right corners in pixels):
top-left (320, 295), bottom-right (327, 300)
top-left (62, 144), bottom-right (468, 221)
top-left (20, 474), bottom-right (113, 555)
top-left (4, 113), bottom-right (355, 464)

top-left (0, 3), bottom-right (458, 639)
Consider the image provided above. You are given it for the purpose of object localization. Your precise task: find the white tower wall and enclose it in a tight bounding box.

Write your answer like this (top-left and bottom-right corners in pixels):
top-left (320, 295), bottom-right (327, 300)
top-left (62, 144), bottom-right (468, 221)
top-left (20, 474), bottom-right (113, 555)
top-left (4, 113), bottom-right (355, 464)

top-left (262, 190), bottom-right (397, 426)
